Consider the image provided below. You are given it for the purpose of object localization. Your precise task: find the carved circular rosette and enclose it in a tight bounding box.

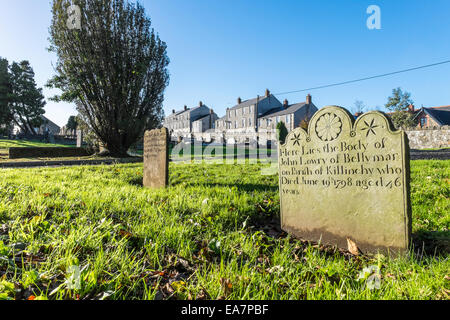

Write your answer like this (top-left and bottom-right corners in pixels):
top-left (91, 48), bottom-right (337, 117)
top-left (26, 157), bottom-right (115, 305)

top-left (315, 112), bottom-right (342, 141)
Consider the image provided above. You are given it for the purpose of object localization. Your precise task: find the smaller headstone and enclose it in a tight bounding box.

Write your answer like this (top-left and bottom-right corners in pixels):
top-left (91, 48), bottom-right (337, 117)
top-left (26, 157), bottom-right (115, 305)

top-left (77, 130), bottom-right (83, 148)
top-left (143, 128), bottom-right (169, 188)
top-left (49, 133), bottom-right (55, 144)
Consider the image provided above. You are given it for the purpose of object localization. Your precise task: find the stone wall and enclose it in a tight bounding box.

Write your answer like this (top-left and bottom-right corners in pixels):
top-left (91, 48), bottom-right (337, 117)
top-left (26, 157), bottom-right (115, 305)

top-left (405, 126), bottom-right (450, 149)
top-left (171, 126), bottom-right (450, 150)
top-left (173, 131), bottom-right (278, 146)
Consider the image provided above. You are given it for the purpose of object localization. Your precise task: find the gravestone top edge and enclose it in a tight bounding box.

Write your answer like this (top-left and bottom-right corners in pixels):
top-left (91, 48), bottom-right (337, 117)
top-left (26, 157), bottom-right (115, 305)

top-left (144, 127), bottom-right (169, 136)
top-left (279, 106), bottom-right (403, 148)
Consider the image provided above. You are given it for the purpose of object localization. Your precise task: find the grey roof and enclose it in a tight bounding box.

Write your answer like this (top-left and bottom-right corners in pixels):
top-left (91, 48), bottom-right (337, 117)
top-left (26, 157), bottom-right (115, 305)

top-left (193, 114), bottom-right (210, 122)
top-left (261, 102), bottom-right (309, 118)
top-left (41, 115), bottom-right (60, 130)
top-left (167, 109), bottom-right (187, 117)
top-left (167, 104), bottom-right (208, 118)
top-left (229, 95), bottom-right (269, 110)
top-left (423, 106), bottom-right (450, 126)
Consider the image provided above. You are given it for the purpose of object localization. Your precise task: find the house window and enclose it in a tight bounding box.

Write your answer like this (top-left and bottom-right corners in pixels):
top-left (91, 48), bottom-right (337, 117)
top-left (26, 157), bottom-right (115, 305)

top-left (286, 115), bottom-right (290, 124)
top-left (235, 121), bottom-right (237, 128)
top-left (249, 118), bottom-right (252, 126)
top-left (242, 118), bottom-right (245, 127)
top-left (420, 117), bottom-right (426, 127)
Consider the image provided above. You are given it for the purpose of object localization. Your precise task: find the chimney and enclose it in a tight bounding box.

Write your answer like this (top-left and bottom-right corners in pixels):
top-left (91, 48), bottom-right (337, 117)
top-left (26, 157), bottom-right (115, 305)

top-left (184, 105), bottom-right (187, 111)
top-left (408, 104), bottom-right (415, 113)
top-left (265, 89), bottom-right (270, 97)
top-left (237, 97), bottom-right (242, 104)
top-left (283, 99), bottom-right (289, 108)
top-left (172, 109), bottom-right (175, 114)
top-left (209, 109), bottom-right (213, 128)
top-left (306, 94), bottom-right (312, 104)
top-left (199, 101), bottom-right (203, 107)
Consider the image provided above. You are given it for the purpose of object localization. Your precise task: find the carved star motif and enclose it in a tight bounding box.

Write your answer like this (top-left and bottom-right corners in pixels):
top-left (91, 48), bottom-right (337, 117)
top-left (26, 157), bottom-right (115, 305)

top-left (291, 133), bottom-right (301, 146)
top-left (361, 118), bottom-right (379, 137)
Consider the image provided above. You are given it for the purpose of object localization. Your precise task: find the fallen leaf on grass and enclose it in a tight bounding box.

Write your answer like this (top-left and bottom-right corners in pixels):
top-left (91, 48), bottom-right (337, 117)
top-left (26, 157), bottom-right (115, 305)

top-left (220, 278), bottom-right (233, 297)
top-left (118, 230), bottom-right (133, 238)
top-left (196, 288), bottom-right (210, 300)
top-left (164, 282), bottom-right (174, 295)
top-left (346, 238), bottom-right (361, 255)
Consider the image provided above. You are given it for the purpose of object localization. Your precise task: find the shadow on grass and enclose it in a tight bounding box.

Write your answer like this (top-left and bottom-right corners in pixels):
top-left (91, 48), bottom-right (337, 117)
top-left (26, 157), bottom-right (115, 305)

top-left (412, 230), bottom-right (450, 257)
top-left (127, 178), bottom-right (278, 193)
top-left (127, 176), bottom-right (143, 187)
top-left (1, 140), bottom-right (39, 147)
top-left (174, 182), bottom-right (279, 193)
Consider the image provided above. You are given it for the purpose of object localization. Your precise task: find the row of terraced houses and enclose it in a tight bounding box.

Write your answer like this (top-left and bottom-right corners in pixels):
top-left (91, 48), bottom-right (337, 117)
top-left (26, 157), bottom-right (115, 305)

top-left (163, 89), bottom-right (318, 145)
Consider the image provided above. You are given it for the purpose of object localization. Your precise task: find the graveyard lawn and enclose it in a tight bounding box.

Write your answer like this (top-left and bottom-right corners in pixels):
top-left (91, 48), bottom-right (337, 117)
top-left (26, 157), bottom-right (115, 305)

top-left (0, 139), bottom-right (70, 149)
top-left (0, 139), bottom-right (74, 162)
top-left (0, 160), bottom-right (448, 300)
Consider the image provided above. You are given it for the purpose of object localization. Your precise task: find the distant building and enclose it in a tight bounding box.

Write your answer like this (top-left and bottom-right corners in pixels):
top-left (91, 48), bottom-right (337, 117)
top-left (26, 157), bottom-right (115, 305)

top-left (192, 109), bottom-right (219, 133)
top-left (161, 90), bottom-right (318, 145)
top-left (218, 89), bottom-right (283, 134)
top-left (36, 116), bottom-right (61, 135)
top-left (12, 115), bottom-right (60, 136)
top-left (163, 101), bottom-right (218, 141)
top-left (413, 105), bottom-right (450, 128)
top-left (258, 95), bottom-right (318, 132)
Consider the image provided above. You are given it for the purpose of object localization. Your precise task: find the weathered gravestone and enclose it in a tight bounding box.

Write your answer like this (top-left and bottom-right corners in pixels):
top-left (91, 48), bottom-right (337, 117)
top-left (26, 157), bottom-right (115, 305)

top-left (76, 130), bottom-right (83, 148)
top-left (143, 128), bottom-right (169, 188)
top-left (278, 106), bottom-right (411, 255)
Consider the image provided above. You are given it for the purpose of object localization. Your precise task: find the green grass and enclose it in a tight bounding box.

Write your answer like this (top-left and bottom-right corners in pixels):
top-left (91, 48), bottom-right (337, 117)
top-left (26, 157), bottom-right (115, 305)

top-left (0, 139), bottom-right (70, 149)
top-left (0, 160), bottom-right (448, 300)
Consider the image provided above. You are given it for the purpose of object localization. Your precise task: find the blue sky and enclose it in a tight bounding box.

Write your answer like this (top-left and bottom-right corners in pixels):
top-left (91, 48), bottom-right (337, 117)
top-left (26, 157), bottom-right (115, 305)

top-left (1, 0), bottom-right (449, 126)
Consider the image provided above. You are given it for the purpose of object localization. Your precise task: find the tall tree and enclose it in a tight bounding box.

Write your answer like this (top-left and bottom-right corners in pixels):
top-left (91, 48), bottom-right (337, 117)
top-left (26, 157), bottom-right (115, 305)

top-left (0, 57), bottom-right (12, 131)
top-left (66, 115), bottom-right (78, 135)
top-left (385, 88), bottom-right (416, 129)
top-left (9, 61), bottom-right (46, 135)
top-left (48, 0), bottom-right (170, 156)
top-left (276, 121), bottom-right (288, 144)
top-left (353, 100), bottom-right (366, 115)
